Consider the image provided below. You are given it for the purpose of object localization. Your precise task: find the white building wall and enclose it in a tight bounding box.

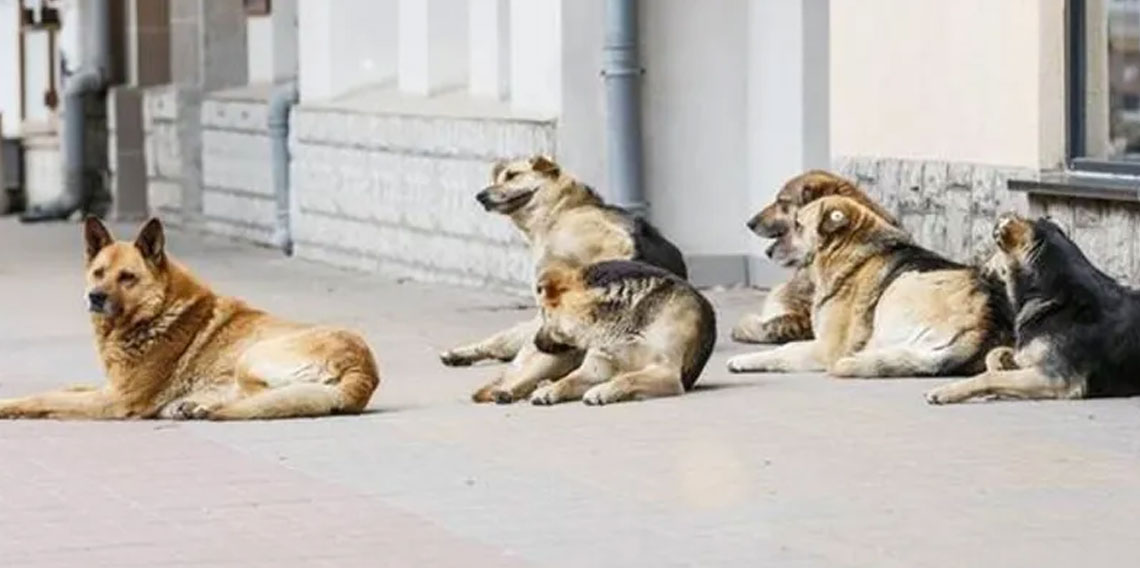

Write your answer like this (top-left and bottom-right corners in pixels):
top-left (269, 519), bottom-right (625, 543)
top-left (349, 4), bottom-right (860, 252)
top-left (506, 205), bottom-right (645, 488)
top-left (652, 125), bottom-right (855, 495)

top-left (831, 0), bottom-right (1066, 170)
top-left (0, 0), bottom-right (20, 137)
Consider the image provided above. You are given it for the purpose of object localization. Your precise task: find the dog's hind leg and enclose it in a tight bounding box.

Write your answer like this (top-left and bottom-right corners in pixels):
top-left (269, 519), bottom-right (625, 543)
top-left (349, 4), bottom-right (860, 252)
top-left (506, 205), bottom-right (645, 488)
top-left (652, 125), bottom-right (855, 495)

top-left (726, 340), bottom-right (823, 373)
top-left (440, 317), bottom-right (538, 367)
top-left (924, 367), bottom-right (1079, 404)
top-left (830, 346), bottom-right (952, 378)
top-left (196, 330), bottom-right (380, 420)
top-left (581, 364), bottom-right (683, 406)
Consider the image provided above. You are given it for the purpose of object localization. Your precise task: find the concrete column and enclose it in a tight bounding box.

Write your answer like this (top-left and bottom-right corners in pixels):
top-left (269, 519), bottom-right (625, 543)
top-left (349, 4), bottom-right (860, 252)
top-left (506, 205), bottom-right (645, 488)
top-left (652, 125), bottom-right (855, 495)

top-left (171, 0), bottom-right (246, 90)
top-left (509, 0), bottom-right (560, 114)
top-left (745, 0), bottom-right (829, 286)
top-left (108, 0), bottom-right (171, 220)
top-left (0, 0), bottom-right (22, 137)
top-left (398, 0), bottom-right (469, 95)
top-left (168, 0), bottom-right (246, 222)
top-left (248, 0), bottom-right (298, 83)
top-left (298, 0), bottom-right (396, 102)
top-left (468, 0), bottom-right (510, 100)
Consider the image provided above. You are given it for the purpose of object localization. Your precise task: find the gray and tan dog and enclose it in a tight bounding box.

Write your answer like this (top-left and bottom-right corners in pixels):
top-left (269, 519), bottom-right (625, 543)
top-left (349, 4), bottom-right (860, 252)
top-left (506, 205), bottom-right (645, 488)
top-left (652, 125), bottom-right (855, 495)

top-left (439, 156), bottom-right (688, 403)
top-left (727, 196), bottom-right (1011, 377)
top-left (733, 171), bottom-right (900, 345)
top-left (528, 260), bottom-right (716, 405)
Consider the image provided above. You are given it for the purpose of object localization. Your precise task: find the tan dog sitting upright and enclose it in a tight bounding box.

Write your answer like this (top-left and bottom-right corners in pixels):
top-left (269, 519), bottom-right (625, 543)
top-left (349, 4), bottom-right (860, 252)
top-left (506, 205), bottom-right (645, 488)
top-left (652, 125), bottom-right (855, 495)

top-left (727, 196), bottom-right (1011, 377)
top-left (733, 171), bottom-right (900, 345)
top-left (528, 260), bottom-right (716, 406)
top-left (0, 218), bottom-right (379, 420)
top-left (438, 156), bottom-right (687, 403)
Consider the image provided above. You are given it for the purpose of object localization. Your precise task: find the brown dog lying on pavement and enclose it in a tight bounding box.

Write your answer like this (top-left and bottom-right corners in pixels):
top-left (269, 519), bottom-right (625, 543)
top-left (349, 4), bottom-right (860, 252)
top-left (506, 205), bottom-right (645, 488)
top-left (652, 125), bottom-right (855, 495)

top-left (732, 170), bottom-right (900, 345)
top-left (727, 196), bottom-right (1012, 378)
top-left (0, 217), bottom-right (380, 420)
top-left (925, 213), bottom-right (1140, 404)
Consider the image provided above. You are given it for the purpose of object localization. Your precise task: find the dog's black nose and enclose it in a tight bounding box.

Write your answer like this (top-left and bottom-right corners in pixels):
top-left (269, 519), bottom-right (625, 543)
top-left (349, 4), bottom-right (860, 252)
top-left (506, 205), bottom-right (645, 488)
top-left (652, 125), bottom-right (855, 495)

top-left (746, 216), bottom-right (761, 231)
top-left (87, 291), bottom-right (108, 312)
top-left (475, 190), bottom-right (493, 207)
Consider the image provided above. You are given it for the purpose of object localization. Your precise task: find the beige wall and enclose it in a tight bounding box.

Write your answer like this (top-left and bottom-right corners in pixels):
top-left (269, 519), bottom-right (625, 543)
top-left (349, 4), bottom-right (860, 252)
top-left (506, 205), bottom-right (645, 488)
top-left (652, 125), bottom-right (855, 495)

top-left (831, 0), bottom-right (1066, 170)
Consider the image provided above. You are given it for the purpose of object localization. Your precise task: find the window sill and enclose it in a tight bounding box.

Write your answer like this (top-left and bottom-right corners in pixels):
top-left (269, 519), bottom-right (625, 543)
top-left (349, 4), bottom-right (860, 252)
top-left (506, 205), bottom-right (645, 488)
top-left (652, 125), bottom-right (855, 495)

top-left (1007, 171), bottom-right (1140, 202)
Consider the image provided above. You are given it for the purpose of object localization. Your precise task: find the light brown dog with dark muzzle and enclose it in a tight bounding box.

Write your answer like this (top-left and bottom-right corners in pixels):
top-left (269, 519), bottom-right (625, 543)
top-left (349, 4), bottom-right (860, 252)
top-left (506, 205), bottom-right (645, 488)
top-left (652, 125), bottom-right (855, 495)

top-left (0, 218), bottom-right (380, 420)
top-left (733, 170), bottom-right (900, 345)
top-left (438, 155), bottom-right (688, 404)
top-left (727, 196), bottom-right (1011, 378)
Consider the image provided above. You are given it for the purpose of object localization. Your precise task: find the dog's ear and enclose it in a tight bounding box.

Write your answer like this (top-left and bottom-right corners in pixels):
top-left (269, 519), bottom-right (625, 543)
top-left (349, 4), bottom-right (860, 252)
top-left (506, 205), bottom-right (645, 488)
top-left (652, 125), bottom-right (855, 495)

top-left (818, 206), bottom-right (850, 235)
top-left (134, 218), bottom-right (166, 267)
top-left (530, 155), bottom-right (561, 178)
top-left (84, 216), bottom-right (114, 262)
top-left (490, 160), bottom-right (508, 183)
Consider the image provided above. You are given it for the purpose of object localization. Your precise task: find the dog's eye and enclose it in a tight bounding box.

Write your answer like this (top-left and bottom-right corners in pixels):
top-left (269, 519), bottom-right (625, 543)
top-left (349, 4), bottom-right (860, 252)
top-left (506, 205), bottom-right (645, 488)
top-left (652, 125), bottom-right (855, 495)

top-left (93, 268), bottom-right (105, 279)
top-left (794, 220), bottom-right (802, 231)
top-left (504, 171), bottom-right (518, 182)
top-left (118, 271), bottom-right (137, 285)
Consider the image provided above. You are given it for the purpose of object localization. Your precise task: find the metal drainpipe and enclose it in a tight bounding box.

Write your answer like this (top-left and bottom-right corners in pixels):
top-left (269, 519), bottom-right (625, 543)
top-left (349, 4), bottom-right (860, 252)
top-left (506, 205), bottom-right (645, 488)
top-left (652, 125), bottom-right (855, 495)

top-left (602, 0), bottom-right (646, 216)
top-left (268, 82), bottom-right (299, 255)
top-left (21, 0), bottom-right (110, 222)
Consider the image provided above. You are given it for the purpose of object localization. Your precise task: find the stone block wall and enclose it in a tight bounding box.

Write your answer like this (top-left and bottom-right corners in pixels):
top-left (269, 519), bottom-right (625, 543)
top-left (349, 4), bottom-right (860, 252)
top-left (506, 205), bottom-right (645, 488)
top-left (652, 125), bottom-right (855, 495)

top-left (200, 89), bottom-right (275, 244)
top-left (288, 106), bottom-right (554, 292)
top-left (1028, 195), bottom-right (1140, 286)
top-left (142, 86), bottom-right (185, 225)
top-left (834, 156), bottom-right (1032, 265)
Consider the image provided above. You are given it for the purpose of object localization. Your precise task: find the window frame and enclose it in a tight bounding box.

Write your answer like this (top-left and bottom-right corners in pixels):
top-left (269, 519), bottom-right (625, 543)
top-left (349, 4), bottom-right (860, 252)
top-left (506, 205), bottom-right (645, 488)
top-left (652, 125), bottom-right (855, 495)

top-left (1067, 0), bottom-right (1140, 176)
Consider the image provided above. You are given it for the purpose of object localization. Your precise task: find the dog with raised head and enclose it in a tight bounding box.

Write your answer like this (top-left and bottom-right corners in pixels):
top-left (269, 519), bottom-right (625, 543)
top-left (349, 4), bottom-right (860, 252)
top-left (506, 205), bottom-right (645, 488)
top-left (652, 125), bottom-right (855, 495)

top-left (733, 170), bottom-right (901, 345)
top-left (0, 218), bottom-right (380, 420)
top-left (727, 196), bottom-right (1011, 377)
top-left (926, 213), bottom-right (1140, 404)
top-left (438, 155), bottom-right (688, 403)
top-left (528, 260), bottom-right (716, 406)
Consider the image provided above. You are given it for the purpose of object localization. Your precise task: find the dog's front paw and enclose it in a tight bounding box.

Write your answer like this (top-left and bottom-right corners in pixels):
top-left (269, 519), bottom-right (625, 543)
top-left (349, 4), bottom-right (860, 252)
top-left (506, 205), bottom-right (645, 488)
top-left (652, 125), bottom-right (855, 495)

top-left (439, 350), bottom-right (474, 367)
top-left (726, 354), bottom-right (760, 373)
top-left (170, 400), bottom-right (212, 420)
top-left (924, 385), bottom-right (957, 405)
top-left (582, 383), bottom-right (625, 406)
top-left (490, 388), bottom-right (517, 405)
top-left (830, 357), bottom-right (867, 378)
top-left (530, 383), bottom-right (562, 406)
top-left (730, 316), bottom-right (766, 344)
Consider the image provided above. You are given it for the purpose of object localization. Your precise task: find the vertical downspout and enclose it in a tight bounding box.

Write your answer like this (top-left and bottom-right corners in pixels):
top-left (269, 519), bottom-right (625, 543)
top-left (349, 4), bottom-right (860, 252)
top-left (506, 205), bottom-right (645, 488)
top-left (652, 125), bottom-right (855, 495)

top-left (602, 0), bottom-right (646, 216)
top-left (268, 81), bottom-right (299, 255)
top-left (21, 0), bottom-right (109, 222)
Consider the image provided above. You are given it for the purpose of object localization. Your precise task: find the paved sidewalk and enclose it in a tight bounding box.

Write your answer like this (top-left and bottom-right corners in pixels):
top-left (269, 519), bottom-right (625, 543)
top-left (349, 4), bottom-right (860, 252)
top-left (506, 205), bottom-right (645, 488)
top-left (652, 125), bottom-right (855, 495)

top-left (2, 218), bottom-right (1140, 567)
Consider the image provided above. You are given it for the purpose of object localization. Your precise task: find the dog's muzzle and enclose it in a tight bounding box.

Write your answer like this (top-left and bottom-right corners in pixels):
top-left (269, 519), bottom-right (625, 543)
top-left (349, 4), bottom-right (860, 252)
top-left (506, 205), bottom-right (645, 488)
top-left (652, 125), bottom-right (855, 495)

top-left (87, 291), bottom-right (109, 314)
top-left (475, 189), bottom-right (495, 211)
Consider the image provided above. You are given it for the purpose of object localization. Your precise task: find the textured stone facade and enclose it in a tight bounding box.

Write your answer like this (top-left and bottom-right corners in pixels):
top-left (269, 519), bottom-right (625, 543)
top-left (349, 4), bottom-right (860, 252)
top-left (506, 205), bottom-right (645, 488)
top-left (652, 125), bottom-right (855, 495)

top-left (142, 85), bottom-right (187, 226)
top-left (834, 156), bottom-right (1032, 265)
top-left (288, 106), bottom-right (554, 292)
top-left (1028, 195), bottom-right (1140, 285)
top-left (200, 89), bottom-right (275, 244)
